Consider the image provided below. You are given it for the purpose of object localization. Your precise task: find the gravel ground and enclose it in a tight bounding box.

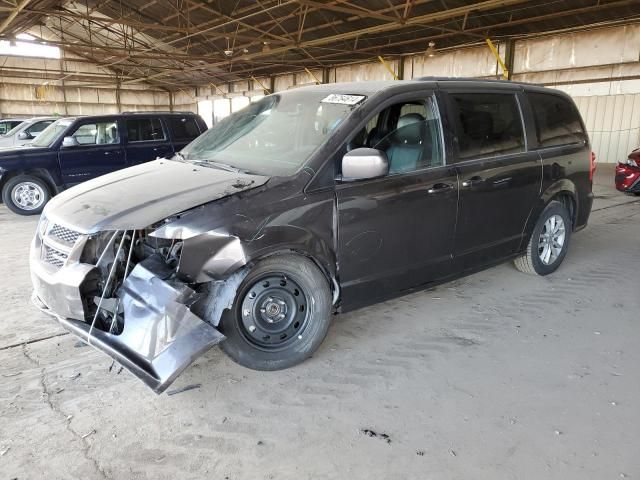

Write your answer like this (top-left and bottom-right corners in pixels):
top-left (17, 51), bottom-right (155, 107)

top-left (1, 165), bottom-right (638, 480)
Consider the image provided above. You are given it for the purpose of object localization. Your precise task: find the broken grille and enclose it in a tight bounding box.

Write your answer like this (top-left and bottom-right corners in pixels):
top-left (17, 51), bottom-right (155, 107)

top-left (42, 244), bottom-right (69, 268)
top-left (49, 224), bottom-right (81, 245)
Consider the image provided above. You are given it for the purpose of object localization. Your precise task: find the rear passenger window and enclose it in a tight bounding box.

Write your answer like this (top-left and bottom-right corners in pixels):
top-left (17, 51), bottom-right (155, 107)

top-left (450, 93), bottom-right (525, 160)
top-left (169, 117), bottom-right (200, 140)
top-left (528, 93), bottom-right (586, 147)
top-left (126, 118), bottom-right (165, 142)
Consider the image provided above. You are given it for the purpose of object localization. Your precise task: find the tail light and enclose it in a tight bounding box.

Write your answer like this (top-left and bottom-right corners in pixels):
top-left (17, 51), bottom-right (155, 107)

top-left (589, 151), bottom-right (597, 182)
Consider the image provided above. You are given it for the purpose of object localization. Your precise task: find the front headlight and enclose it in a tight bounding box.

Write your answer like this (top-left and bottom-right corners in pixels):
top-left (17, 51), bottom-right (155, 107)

top-left (37, 214), bottom-right (49, 239)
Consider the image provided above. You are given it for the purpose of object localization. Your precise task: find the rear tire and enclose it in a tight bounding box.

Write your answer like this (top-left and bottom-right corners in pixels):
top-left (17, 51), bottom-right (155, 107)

top-left (514, 200), bottom-right (572, 276)
top-left (2, 175), bottom-right (51, 215)
top-left (216, 255), bottom-right (332, 371)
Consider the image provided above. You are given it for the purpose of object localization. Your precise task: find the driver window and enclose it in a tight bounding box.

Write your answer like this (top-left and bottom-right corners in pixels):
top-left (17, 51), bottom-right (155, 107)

top-left (347, 97), bottom-right (443, 175)
top-left (70, 121), bottom-right (120, 146)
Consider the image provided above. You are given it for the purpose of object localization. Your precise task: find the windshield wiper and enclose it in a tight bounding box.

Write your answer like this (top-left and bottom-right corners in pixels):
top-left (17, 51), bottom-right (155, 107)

top-left (192, 159), bottom-right (253, 175)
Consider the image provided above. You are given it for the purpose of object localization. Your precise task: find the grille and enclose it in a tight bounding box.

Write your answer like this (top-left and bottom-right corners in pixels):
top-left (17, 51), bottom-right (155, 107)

top-left (49, 224), bottom-right (81, 245)
top-left (43, 244), bottom-right (69, 268)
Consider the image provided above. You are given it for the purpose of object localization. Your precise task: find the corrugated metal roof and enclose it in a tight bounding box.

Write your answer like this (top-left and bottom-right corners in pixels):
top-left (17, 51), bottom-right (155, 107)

top-left (1, 0), bottom-right (639, 87)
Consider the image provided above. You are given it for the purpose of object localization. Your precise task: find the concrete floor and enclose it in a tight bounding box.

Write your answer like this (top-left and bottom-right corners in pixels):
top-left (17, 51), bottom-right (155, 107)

top-left (1, 165), bottom-right (638, 480)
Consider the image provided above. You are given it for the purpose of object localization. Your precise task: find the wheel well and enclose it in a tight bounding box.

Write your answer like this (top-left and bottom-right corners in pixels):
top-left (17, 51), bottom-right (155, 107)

top-left (553, 193), bottom-right (577, 229)
top-left (254, 249), bottom-right (339, 306)
top-left (0, 169), bottom-right (57, 200)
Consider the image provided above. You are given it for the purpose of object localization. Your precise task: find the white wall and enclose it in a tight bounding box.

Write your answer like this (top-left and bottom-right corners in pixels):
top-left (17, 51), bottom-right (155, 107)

top-left (0, 53), bottom-right (172, 117)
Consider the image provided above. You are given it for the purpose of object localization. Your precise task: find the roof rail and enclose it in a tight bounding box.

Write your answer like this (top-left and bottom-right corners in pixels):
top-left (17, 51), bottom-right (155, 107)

top-left (119, 110), bottom-right (195, 115)
top-left (417, 76), bottom-right (535, 86)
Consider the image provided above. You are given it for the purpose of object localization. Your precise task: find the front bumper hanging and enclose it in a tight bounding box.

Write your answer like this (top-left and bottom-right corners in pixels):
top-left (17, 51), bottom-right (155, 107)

top-left (33, 255), bottom-right (225, 394)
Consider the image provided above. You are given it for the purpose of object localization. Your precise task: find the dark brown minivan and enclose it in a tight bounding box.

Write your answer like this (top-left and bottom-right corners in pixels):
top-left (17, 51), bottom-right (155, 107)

top-left (30, 79), bottom-right (594, 393)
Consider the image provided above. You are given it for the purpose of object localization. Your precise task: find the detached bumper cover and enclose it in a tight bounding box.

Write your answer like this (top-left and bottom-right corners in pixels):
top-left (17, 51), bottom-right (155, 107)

top-left (32, 255), bottom-right (225, 394)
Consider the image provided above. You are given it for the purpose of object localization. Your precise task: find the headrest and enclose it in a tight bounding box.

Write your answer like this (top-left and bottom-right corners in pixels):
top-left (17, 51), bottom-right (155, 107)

top-left (394, 113), bottom-right (425, 144)
top-left (397, 113), bottom-right (425, 129)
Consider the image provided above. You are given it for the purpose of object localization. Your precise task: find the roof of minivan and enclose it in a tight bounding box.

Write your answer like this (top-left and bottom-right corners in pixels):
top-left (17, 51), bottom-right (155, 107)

top-left (292, 78), bottom-right (561, 96)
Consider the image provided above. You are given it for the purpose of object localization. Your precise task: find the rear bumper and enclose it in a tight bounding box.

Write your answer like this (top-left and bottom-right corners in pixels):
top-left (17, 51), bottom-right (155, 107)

top-left (31, 238), bottom-right (225, 394)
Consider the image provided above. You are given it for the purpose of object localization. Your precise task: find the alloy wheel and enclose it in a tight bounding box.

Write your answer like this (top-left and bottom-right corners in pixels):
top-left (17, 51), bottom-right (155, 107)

top-left (12, 182), bottom-right (45, 211)
top-left (538, 214), bottom-right (566, 265)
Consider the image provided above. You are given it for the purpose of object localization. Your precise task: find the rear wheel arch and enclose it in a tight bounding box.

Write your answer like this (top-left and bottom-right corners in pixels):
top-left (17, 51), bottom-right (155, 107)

top-left (540, 180), bottom-right (578, 228)
top-left (519, 181), bottom-right (578, 255)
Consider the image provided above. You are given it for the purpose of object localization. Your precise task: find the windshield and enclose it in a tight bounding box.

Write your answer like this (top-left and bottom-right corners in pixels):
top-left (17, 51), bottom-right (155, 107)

top-left (31, 119), bottom-right (73, 147)
top-left (181, 90), bottom-right (366, 176)
top-left (0, 121), bottom-right (23, 135)
top-left (4, 121), bottom-right (27, 137)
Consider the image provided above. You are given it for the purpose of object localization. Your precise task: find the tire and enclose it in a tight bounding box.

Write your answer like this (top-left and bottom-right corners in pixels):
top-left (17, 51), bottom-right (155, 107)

top-left (215, 254), bottom-right (332, 371)
top-left (514, 200), bottom-right (572, 276)
top-left (2, 175), bottom-right (51, 215)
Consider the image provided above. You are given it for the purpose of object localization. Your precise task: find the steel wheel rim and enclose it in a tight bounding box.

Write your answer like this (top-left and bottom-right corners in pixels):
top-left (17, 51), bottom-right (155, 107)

top-left (538, 214), bottom-right (566, 265)
top-left (12, 182), bottom-right (45, 210)
top-left (238, 274), bottom-right (310, 351)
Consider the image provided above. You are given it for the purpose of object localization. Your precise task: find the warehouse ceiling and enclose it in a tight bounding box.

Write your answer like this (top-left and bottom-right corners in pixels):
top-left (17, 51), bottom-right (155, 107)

top-left (1, 0), bottom-right (640, 88)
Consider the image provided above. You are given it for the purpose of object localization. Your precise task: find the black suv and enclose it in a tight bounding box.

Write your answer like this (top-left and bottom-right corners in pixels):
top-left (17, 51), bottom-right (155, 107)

top-left (30, 79), bottom-right (594, 393)
top-left (0, 111), bottom-right (207, 215)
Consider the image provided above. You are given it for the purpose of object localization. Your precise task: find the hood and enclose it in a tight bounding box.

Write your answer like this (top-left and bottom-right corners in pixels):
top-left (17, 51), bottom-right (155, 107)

top-left (45, 159), bottom-right (270, 233)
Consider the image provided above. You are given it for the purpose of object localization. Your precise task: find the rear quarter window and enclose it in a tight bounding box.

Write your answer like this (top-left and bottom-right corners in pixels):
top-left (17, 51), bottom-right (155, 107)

top-left (169, 116), bottom-right (201, 141)
top-left (528, 93), bottom-right (586, 148)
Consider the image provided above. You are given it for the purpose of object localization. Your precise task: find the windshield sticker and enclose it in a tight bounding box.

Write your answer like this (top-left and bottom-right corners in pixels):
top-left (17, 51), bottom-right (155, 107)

top-left (321, 94), bottom-right (366, 105)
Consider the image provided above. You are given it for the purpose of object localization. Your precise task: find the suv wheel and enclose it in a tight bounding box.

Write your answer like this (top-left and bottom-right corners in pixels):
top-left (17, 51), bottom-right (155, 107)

top-left (514, 200), bottom-right (572, 276)
top-left (2, 175), bottom-right (51, 215)
top-left (215, 255), bottom-right (332, 371)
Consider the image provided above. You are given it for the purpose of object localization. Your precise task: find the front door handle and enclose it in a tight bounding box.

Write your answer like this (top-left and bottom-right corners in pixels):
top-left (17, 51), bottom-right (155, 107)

top-left (462, 176), bottom-right (484, 188)
top-left (427, 183), bottom-right (453, 194)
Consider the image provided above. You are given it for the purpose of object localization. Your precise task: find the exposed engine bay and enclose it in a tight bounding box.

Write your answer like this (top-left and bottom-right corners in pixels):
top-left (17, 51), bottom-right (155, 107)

top-left (32, 225), bottom-right (230, 393)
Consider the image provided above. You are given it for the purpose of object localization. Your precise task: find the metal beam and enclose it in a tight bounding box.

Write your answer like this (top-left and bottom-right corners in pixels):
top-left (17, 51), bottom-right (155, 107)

top-left (0, 0), bottom-right (32, 34)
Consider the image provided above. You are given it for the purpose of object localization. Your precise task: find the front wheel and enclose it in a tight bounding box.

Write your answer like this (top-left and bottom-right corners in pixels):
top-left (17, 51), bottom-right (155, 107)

top-left (514, 200), bottom-right (572, 276)
top-left (216, 255), bottom-right (332, 371)
top-left (2, 175), bottom-right (51, 215)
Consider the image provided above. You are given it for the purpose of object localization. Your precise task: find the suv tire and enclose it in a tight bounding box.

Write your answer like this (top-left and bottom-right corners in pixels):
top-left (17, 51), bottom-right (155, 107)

top-left (216, 255), bottom-right (332, 371)
top-left (2, 175), bottom-right (51, 215)
top-left (514, 200), bottom-right (572, 276)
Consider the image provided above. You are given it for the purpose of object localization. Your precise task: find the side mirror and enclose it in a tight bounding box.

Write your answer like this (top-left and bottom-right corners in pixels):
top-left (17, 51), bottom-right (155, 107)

top-left (341, 148), bottom-right (389, 181)
top-left (62, 136), bottom-right (78, 147)
top-left (17, 131), bottom-right (33, 140)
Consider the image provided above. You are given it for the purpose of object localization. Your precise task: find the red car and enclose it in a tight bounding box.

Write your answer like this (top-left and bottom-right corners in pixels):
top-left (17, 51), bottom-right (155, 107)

top-left (615, 148), bottom-right (640, 195)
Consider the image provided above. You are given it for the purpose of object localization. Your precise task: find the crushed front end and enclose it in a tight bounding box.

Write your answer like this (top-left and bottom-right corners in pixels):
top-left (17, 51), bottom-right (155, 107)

top-left (30, 215), bottom-right (226, 394)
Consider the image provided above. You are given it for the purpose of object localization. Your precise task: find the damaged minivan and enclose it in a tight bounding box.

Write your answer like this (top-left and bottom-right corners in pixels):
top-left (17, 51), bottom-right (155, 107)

top-left (31, 79), bottom-right (594, 393)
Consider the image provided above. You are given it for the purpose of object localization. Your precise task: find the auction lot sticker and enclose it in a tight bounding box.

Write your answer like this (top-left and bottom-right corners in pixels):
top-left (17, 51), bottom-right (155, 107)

top-left (321, 94), bottom-right (366, 105)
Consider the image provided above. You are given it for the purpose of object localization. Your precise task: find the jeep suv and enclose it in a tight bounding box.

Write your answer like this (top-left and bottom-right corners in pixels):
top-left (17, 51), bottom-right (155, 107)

top-left (0, 111), bottom-right (207, 215)
top-left (30, 79), bottom-right (594, 393)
